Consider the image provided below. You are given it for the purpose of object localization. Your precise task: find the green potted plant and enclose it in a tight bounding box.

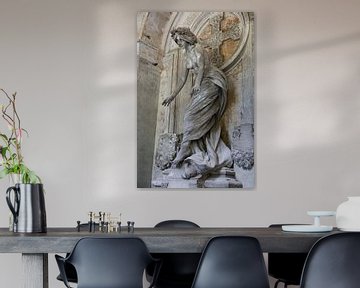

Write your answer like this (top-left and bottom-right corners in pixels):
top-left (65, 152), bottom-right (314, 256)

top-left (0, 88), bottom-right (46, 233)
top-left (0, 88), bottom-right (40, 183)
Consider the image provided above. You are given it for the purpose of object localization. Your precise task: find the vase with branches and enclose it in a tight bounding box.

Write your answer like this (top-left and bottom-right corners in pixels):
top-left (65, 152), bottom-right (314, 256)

top-left (0, 88), bottom-right (40, 184)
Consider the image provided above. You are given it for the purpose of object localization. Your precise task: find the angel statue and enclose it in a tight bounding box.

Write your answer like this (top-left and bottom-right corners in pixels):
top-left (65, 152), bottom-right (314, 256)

top-left (162, 27), bottom-right (233, 179)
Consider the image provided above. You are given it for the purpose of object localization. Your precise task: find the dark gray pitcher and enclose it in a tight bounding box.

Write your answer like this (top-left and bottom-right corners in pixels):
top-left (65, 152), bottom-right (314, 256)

top-left (6, 183), bottom-right (47, 233)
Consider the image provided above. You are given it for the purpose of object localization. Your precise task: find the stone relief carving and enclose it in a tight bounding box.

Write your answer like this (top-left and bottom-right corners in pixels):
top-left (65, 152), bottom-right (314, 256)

top-left (232, 150), bottom-right (254, 170)
top-left (155, 133), bottom-right (182, 170)
top-left (231, 125), bottom-right (254, 170)
top-left (198, 13), bottom-right (242, 68)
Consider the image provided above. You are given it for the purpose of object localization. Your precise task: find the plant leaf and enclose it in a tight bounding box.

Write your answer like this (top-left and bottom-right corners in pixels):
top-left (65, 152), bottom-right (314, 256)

top-left (0, 133), bottom-right (8, 142)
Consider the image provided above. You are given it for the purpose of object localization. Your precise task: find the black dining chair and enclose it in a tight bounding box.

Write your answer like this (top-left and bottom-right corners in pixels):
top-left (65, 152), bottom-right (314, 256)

top-left (268, 224), bottom-right (308, 288)
top-left (146, 220), bottom-right (201, 288)
top-left (55, 237), bottom-right (160, 288)
top-left (191, 236), bottom-right (270, 288)
top-left (56, 223), bottom-right (99, 284)
top-left (56, 262), bottom-right (77, 284)
top-left (300, 232), bottom-right (360, 288)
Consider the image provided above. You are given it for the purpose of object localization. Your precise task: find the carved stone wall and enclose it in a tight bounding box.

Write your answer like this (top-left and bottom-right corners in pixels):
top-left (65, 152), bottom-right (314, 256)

top-left (137, 12), bottom-right (171, 188)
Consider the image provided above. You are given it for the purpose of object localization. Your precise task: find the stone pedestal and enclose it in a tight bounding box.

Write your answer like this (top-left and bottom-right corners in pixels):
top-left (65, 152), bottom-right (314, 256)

top-left (152, 167), bottom-right (242, 188)
top-left (202, 168), bottom-right (242, 188)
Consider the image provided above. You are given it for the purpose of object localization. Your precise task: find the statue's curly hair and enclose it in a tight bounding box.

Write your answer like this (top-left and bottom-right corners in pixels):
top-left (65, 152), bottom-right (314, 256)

top-left (170, 27), bottom-right (197, 45)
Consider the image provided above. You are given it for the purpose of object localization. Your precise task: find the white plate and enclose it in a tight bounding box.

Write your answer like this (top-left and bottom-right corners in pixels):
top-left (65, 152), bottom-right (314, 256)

top-left (282, 225), bottom-right (333, 232)
top-left (307, 211), bottom-right (336, 217)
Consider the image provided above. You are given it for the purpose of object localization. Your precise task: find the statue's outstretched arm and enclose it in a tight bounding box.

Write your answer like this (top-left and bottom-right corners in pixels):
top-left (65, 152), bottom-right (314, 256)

top-left (162, 67), bottom-right (189, 106)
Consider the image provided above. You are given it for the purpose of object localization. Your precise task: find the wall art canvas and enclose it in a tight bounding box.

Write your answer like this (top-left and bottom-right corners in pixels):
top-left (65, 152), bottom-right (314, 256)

top-left (137, 12), bottom-right (255, 188)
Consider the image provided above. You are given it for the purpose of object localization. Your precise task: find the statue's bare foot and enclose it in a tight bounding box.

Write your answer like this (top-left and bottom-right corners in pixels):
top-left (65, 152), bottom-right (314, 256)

top-left (171, 158), bottom-right (183, 168)
top-left (182, 163), bottom-right (198, 179)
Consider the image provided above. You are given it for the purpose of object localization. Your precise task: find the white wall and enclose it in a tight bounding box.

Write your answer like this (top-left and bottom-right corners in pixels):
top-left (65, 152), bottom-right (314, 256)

top-left (0, 0), bottom-right (359, 287)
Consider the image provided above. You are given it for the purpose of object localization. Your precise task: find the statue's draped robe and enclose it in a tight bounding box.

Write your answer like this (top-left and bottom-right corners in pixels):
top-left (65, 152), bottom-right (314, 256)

top-left (183, 66), bottom-right (233, 174)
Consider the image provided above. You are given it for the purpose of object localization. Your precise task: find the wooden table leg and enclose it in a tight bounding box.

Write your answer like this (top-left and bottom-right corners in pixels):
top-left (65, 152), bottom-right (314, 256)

top-left (22, 253), bottom-right (48, 288)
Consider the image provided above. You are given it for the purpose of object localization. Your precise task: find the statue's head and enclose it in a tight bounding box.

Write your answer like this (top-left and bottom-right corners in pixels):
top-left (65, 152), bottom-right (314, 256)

top-left (171, 27), bottom-right (197, 45)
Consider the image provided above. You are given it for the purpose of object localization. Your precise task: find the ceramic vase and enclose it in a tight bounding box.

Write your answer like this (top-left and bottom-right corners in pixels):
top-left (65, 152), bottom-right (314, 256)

top-left (336, 196), bottom-right (360, 231)
top-left (6, 183), bottom-right (47, 233)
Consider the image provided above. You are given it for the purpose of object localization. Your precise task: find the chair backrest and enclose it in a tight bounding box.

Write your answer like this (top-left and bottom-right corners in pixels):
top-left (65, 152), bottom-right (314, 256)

top-left (268, 224), bottom-right (308, 285)
top-left (149, 220), bottom-right (201, 287)
top-left (155, 219), bottom-right (200, 228)
top-left (66, 237), bottom-right (154, 288)
top-left (300, 232), bottom-right (360, 288)
top-left (191, 236), bottom-right (270, 288)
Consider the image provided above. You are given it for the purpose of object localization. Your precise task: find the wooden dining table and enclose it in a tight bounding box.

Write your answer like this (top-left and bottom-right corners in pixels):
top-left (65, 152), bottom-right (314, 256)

top-left (0, 226), bottom-right (339, 288)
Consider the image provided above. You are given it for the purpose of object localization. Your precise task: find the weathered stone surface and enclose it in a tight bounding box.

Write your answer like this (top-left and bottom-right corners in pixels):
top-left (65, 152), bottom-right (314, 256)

top-left (220, 13), bottom-right (240, 31)
top-left (140, 12), bottom-right (171, 49)
top-left (152, 167), bottom-right (242, 188)
top-left (232, 124), bottom-right (255, 188)
top-left (199, 12), bottom-right (241, 68)
top-left (232, 150), bottom-right (254, 170)
top-left (137, 57), bottom-right (161, 188)
top-left (221, 38), bottom-right (240, 63)
top-left (155, 133), bottom-right (182, 170)
top-left (152, 167), bottom-right (200, 188)
top-left (203, 168), bottom-right (242, 188)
